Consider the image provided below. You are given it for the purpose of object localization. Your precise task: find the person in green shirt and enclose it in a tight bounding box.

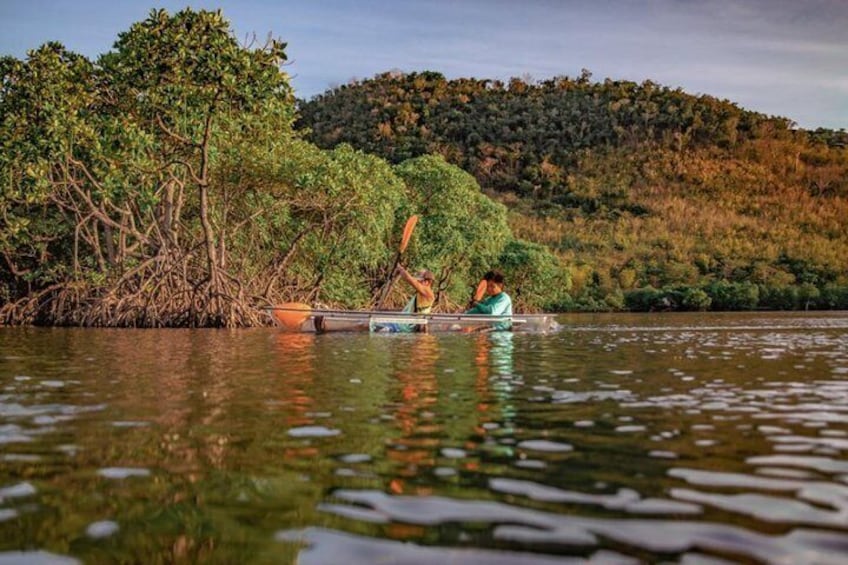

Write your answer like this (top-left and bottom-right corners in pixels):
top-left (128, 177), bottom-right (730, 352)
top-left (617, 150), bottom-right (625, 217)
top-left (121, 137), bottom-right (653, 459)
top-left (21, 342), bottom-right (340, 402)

top-left (466, 269), bottom-right (512, 330)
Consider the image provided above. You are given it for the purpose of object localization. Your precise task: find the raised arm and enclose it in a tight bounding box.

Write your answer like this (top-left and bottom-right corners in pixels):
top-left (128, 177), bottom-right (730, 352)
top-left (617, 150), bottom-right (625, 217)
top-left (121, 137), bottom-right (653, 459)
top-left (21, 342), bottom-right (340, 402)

top-left (397, 265), bottom-right (434, 300)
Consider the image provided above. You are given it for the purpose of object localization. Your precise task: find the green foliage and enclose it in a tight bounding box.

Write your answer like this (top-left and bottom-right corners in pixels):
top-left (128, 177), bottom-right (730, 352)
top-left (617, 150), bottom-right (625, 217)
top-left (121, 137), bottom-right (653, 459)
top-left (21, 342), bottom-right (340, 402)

top-left (624, 284), bottom-right (712, 312)
top-left (624, 287), bottom-right (666, 312)
top-left (0, 8), bottom-right (302, 325)
top-left (393, 155), bottom-right (511, 304)
top-left (797, 282), bottom-right (821, 310)
top-left (497, 239), bottom-right (571, 311)
top-left (819, 285), bottom-right (848, 310)
top-left (679, 287), bottom-right (712, 311)
top-left (757, 285), bottom-right (799, 310)
top-left (704, 281), bottom-right (760, 311)
top-left (214, 134), bottom-right (406, 307)
top-left (623, 282), bottom-right (848, 312)
top-left (0, 44), bottom-right (98, 293)
top-left (286, 143), bottom-right (406, 306)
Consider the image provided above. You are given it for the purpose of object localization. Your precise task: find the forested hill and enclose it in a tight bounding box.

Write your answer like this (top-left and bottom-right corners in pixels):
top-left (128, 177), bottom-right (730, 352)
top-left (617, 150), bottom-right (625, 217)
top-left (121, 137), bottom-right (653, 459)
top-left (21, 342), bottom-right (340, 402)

top-left (297, 71), bottom-right (848, 311)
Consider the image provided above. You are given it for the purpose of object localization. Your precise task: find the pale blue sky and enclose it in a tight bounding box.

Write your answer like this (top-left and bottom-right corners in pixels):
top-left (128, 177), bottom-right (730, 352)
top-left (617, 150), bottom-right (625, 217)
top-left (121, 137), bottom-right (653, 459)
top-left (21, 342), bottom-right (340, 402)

top-left (1, 0), bottom-right (845, 129)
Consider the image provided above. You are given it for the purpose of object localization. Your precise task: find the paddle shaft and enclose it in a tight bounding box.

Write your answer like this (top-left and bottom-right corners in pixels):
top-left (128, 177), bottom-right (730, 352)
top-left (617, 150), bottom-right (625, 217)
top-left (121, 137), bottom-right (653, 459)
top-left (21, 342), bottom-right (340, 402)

top-left (375, 250), bottom-right (403, 310)
top-left (375, 215), bottom-right (418, 310)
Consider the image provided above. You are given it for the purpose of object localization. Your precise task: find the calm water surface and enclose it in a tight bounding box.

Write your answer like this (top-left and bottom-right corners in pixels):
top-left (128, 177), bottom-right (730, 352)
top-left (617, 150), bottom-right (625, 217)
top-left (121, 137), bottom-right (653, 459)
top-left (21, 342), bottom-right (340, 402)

top-left (1, 312), bottom-right (848, 563)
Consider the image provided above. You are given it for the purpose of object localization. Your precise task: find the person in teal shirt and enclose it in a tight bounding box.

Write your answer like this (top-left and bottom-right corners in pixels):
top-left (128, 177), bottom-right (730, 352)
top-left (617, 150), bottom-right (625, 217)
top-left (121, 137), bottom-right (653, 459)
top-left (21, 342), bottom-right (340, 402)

top-left (466, 269), bottom-right (512, 330)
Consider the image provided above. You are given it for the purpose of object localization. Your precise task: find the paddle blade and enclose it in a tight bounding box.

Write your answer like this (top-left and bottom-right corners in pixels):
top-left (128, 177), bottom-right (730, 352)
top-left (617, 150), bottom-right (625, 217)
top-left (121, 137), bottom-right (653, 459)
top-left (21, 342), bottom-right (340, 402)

top-left (473, 279), bottom-right (487, 302)
top-left (271, 302), bottom-right (311, 330)
top-left (399, 215), bottom-right (419, 253)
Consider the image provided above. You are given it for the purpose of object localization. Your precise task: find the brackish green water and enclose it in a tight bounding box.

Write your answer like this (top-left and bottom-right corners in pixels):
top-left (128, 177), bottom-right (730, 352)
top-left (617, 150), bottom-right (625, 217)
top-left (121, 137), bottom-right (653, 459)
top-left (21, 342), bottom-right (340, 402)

top-left (2, 312), bottom-right (848, 563)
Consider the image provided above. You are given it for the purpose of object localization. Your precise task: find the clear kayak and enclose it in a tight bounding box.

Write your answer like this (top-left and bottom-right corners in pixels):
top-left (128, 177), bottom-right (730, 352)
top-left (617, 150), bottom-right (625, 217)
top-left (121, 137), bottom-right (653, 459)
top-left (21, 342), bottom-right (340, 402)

top-left (266, 305), bottom-right (559, 333)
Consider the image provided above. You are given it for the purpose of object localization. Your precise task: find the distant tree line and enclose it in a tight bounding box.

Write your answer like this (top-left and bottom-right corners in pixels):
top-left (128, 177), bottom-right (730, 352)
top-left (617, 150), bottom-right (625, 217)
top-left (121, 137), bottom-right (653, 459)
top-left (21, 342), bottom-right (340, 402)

top-left (624, 281), bottom-right (848, 312)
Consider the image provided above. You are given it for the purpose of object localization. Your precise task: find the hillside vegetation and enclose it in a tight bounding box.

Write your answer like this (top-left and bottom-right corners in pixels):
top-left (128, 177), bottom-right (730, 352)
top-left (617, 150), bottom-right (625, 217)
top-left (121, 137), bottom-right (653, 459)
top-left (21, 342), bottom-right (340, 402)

top-left (298, 71), bottom-right (848, 311)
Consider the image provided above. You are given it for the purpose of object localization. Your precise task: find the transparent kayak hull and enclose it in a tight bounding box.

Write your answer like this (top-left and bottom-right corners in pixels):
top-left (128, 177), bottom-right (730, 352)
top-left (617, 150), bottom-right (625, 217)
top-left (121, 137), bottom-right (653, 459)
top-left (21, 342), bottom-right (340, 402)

top-left (267, 307), bottom-right (558, 333)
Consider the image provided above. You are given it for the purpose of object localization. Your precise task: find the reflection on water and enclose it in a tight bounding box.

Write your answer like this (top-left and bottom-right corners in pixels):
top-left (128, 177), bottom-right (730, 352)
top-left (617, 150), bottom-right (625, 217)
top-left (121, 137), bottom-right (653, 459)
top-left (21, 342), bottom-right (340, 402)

top-left (1, 313), bottom-right (848, 563)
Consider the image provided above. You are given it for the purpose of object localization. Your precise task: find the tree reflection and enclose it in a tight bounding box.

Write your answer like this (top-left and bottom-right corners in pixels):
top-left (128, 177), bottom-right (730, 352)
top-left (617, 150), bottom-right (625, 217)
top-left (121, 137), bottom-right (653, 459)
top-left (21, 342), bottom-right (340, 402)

top-left (385, 335), bottom-right (440, 497)
top-left (383, 333), bottom-right (517, 498)
top-left (272, 332), bottom-right (320, 459)
top-left (272, 333), bottom-right (318, 425)
top-left (474, 332), bottom-right (516, 429)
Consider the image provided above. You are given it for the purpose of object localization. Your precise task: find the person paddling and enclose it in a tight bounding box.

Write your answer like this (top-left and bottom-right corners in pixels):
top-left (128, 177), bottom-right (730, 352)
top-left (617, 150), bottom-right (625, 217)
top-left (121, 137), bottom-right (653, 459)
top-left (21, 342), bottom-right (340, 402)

top-left (371, 266), bottom-right (435, 332)
top-left (396, 265), bottom-right (435, 314)
top-left (466, 269), bottom-right (512, 330)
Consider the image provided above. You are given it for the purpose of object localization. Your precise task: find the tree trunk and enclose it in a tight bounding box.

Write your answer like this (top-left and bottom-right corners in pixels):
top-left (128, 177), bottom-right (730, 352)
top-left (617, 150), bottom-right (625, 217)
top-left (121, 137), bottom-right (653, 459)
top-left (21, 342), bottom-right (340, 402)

top-left (198, 108), bottom-right (222, 322)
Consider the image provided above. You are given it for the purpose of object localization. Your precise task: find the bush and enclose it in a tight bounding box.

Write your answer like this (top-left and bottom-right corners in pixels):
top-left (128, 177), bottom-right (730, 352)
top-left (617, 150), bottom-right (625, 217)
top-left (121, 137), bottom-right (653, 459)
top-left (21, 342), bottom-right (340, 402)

top-left (705, 280), bottom-right (759, 311)
top-left (758, 285), bottom-right (799, 310)
top-left (498, 238), bottom-right (572, 311)
top-left (819, 285), bottom-right (848, 310)
top-left (624, 287), bottom-right (667, 311)
top-left (680, 287), bottom-right (712, 311)
top-left (797, 283), bottom-right (821, 310)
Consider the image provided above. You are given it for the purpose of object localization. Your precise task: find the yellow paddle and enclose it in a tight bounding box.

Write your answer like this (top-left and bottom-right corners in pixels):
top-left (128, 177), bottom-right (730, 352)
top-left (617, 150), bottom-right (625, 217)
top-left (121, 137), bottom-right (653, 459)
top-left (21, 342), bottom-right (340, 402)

top-left (473, 279), bottom-right (487, 302)
top-left (376, 215), bottom-right (419, 309)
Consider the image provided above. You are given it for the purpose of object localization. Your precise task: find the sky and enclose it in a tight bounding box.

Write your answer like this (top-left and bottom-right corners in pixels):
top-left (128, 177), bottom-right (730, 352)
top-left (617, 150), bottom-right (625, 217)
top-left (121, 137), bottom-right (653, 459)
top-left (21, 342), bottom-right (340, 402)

top-left (1, 0), bottom-right (845, 130)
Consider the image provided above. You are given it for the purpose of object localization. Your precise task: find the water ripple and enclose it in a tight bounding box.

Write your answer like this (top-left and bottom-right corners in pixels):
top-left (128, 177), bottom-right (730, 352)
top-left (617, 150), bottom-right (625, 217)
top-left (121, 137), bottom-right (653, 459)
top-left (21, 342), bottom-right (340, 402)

top-left (319, 489), bottom-right (848, 563)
